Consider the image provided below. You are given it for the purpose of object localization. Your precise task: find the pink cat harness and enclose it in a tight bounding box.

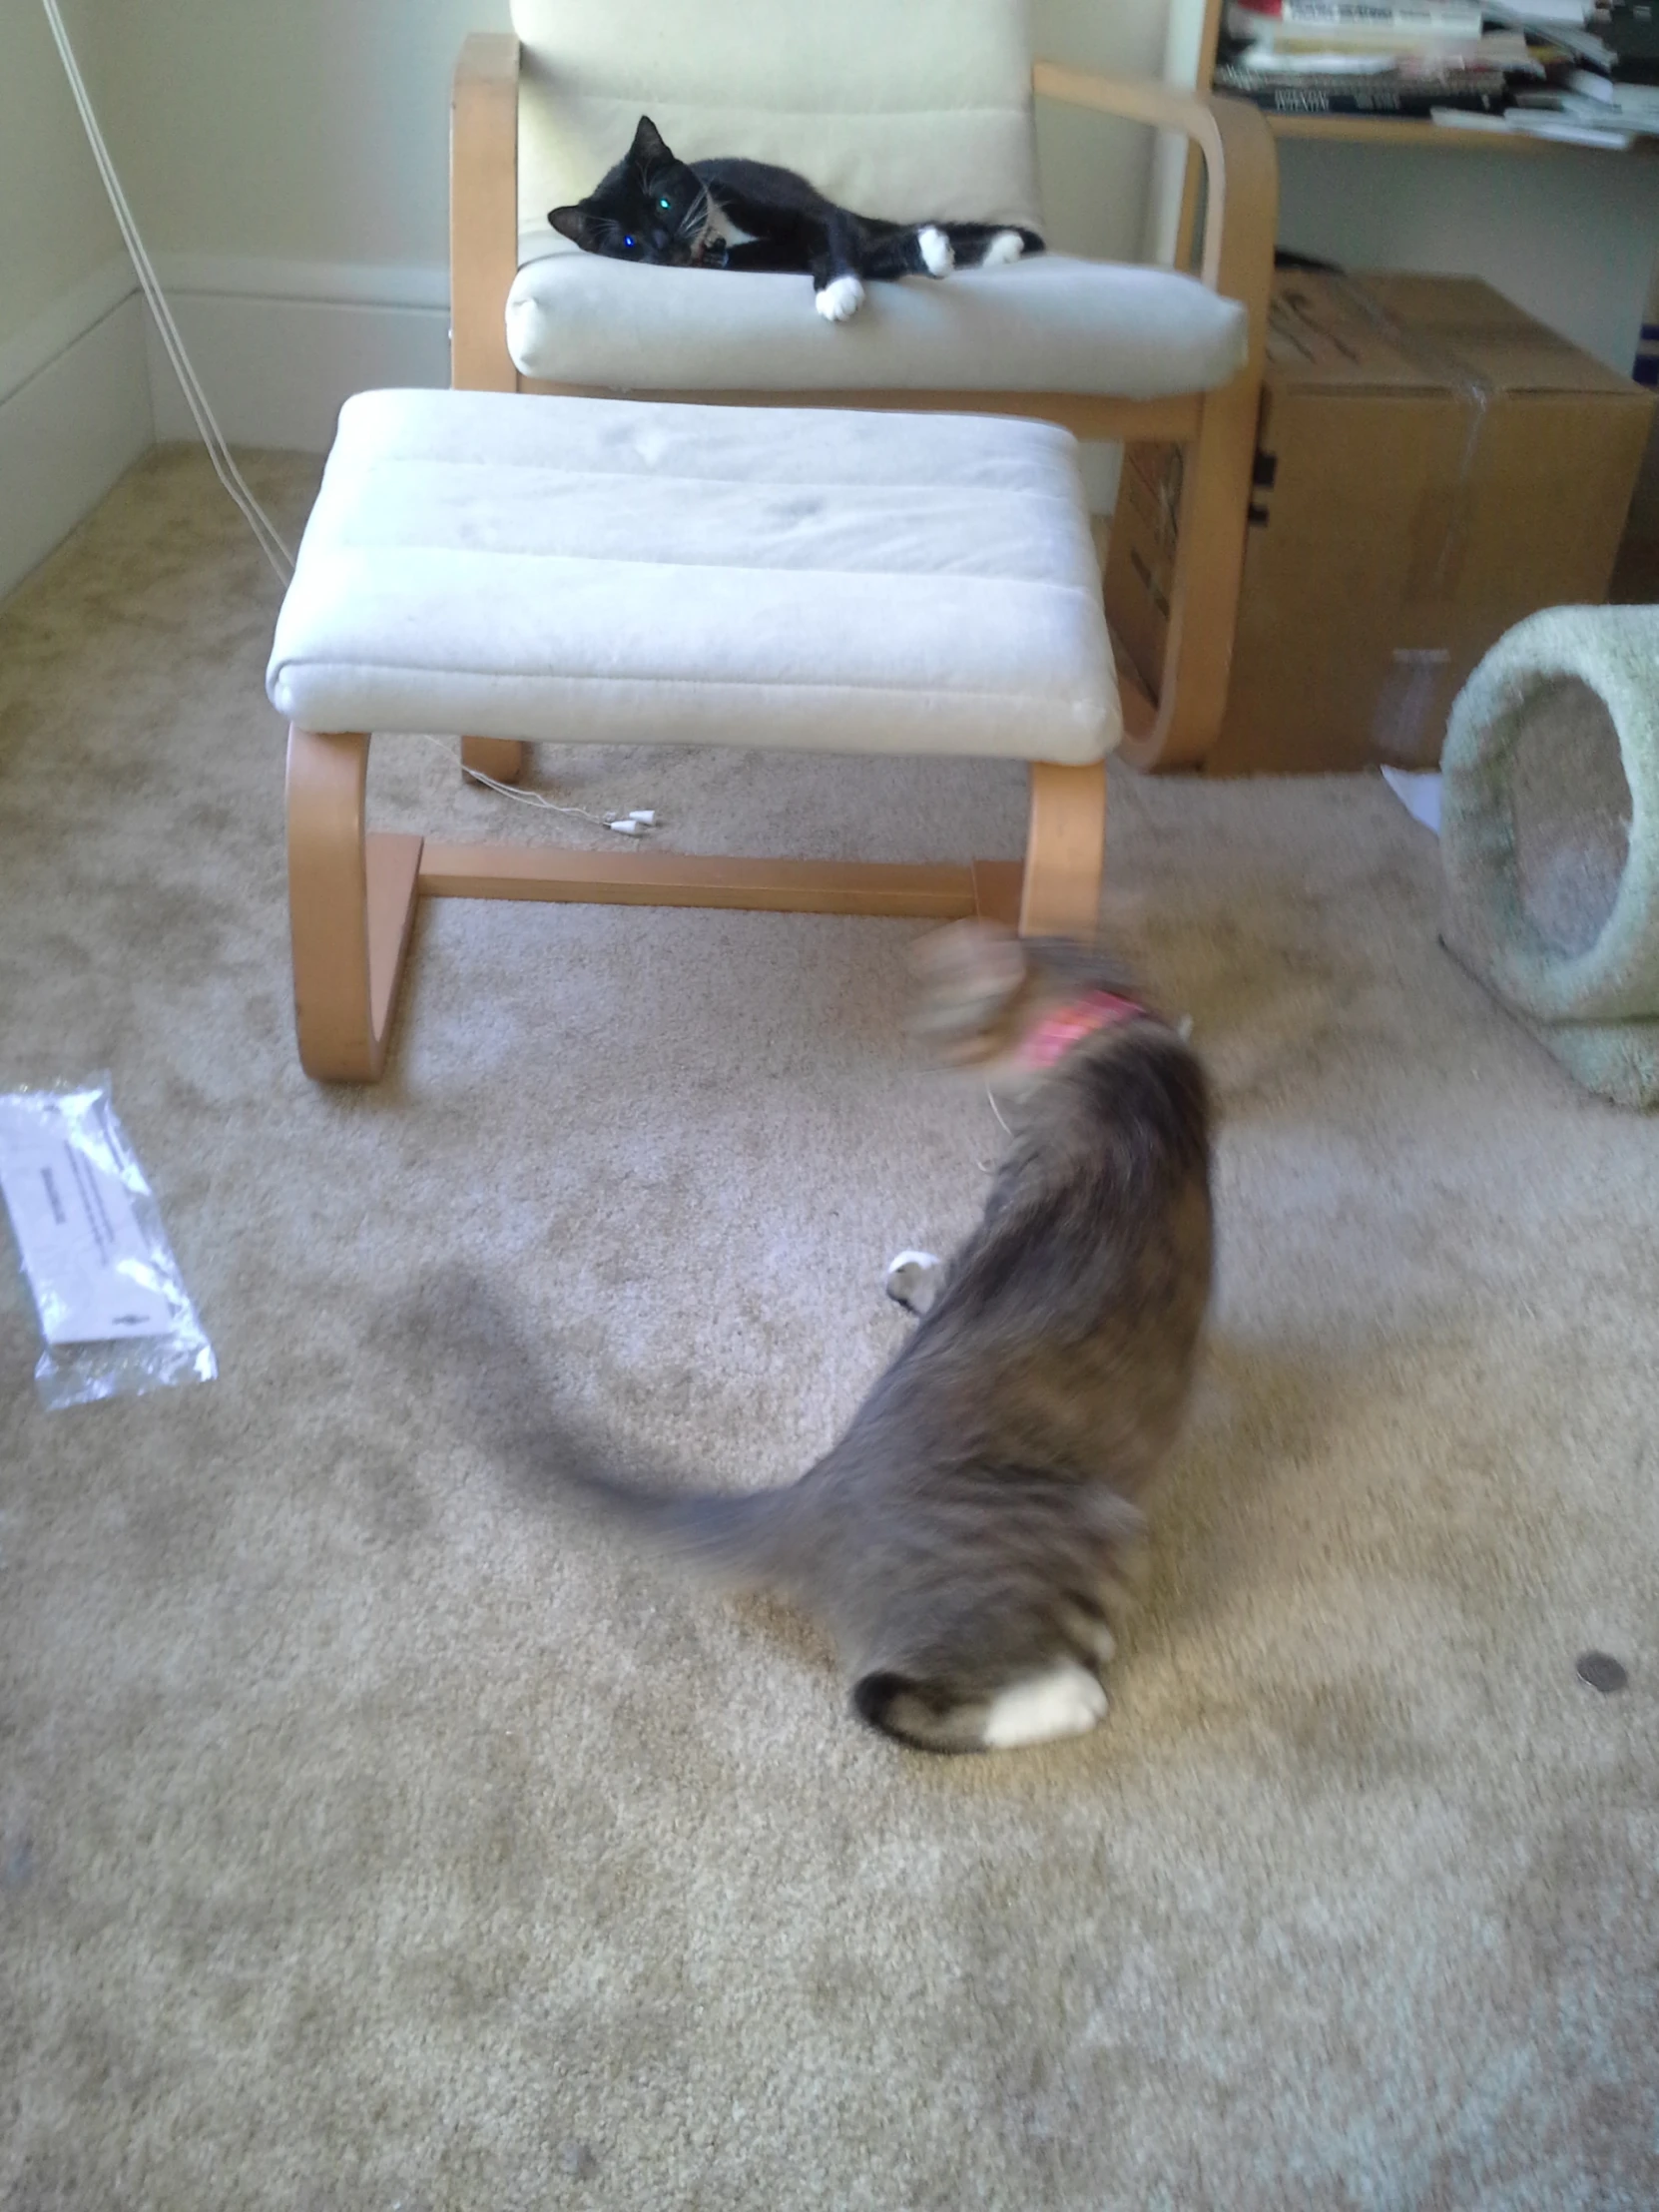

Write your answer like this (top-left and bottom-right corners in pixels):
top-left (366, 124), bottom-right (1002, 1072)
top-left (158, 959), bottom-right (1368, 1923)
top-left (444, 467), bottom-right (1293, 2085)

top-left (1019, 989), bottom-right (1152, 1071)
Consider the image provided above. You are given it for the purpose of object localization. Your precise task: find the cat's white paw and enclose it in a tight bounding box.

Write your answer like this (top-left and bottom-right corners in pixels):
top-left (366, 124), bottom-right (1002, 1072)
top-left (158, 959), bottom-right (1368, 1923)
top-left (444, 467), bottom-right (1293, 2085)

top-left (982, 229), bottom-right (1027, 269)
top-left (816, 274), bottom-right (865, 323)
top-left (981, 1663), bottom-right (1108, 1751)
top-left (885, 1249), bottom-right (943, 1318)
top-left (917, 226), bottom-right (954, 277)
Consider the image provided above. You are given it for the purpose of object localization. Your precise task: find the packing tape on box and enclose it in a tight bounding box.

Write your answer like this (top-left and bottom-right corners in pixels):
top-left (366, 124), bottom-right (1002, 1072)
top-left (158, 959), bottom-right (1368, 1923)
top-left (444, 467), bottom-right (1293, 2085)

top-left (1328, 276), bottom-right (1494, 761)
top-left (1330, 275), bottom-right (1493, 599)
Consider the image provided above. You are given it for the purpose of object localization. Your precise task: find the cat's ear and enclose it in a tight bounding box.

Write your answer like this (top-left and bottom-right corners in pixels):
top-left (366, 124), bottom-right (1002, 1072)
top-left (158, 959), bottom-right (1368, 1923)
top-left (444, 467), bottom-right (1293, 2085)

top-left (629, 114), bottom-right (671, 169)
top-left (548, 205), bottom-right (588, 247)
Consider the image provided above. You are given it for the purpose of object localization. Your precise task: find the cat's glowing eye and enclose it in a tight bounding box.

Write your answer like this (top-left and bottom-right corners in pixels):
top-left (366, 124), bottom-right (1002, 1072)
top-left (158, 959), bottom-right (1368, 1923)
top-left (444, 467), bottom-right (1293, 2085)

top-left (624, 236), bottom-right (636, 250)
top-left (658, 196), bottom-right (672, 211)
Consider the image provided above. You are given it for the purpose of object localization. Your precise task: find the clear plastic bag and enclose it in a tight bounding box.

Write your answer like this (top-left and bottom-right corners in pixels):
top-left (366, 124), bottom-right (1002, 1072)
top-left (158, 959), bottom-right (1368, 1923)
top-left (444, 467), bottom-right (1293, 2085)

top-left (0, 1076), bottom-right (216, 1410)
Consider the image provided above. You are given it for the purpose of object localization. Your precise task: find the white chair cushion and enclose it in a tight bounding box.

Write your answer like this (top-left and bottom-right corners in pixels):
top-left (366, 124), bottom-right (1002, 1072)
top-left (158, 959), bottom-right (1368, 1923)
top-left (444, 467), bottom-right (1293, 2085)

top-left (511, 0), bottom-right (1044, 239)
top-left (266, 389), bottom-right (1118, 766)
top-left (507, 244), bottom-right (1249, 400)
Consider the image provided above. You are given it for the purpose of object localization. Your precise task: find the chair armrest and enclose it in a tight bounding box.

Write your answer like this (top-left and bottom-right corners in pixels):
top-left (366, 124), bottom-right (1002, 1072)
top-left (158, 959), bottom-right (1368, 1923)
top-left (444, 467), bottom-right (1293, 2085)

top-left (1030, 63), bottom-right (1276, 309)
top-left (451, 33), bottom-right (521, 391)
top-left (1033, 67), bottom-right (1278, 775)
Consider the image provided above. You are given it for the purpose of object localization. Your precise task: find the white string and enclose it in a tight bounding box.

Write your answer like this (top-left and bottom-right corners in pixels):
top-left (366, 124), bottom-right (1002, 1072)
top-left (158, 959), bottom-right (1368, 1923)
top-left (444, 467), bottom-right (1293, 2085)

top-left (973, 1084), bottom-right (1014, 1171)
top-left (411, 736), bottom-right (656, 837)
top-left (40, 0), bottom-right (295, 585)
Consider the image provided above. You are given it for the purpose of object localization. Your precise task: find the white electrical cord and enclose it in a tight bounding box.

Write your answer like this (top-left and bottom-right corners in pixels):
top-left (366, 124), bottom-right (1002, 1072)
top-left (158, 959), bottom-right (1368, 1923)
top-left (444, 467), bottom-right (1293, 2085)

top-left (40, 0), bottom-right (294, 585)
top-left (412, 736), bottom-right (657, 835)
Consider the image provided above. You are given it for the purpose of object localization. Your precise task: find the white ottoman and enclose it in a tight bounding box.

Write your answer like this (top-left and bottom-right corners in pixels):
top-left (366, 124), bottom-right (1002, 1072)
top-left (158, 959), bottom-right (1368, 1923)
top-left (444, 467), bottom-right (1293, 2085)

top-left (267, 388), bottom-right (1119, 1080)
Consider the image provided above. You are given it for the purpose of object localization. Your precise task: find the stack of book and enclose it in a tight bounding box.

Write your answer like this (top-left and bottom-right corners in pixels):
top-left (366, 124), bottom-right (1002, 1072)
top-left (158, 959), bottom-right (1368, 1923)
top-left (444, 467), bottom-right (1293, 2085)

top-left (1214, 0), bottom-right (1552, 118)
top-left (1557, 3), bottom-right (1659, 134)
top-left (1461, 1), bottom-right (1657, 141)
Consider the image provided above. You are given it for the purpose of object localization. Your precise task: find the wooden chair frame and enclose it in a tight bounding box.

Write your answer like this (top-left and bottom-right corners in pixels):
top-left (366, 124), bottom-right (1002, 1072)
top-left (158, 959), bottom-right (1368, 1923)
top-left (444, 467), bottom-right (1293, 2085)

top-left (448, 36), bottom-right (1279, 773)
top-left (284, 729), bottom-right (1105, 1081)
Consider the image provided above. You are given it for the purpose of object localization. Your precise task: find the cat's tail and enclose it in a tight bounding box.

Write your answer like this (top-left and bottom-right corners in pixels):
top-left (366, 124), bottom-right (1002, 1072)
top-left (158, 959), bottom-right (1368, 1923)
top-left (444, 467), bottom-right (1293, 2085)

top-left (541, 1426), bottom-right (809, 1590)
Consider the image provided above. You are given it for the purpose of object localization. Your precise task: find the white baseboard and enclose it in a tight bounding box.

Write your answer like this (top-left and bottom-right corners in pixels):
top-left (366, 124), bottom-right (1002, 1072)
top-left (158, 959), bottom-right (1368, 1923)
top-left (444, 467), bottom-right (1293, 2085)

top-left (0, 257), bottom-right (139, 407)
top-left (0, 268), bottom-right (154, 605)
top-left (153, 256), bottom-right (449, 311)
top-left (0, 253), bottom-right (452, 599)
top-left (144, 257), bottom-right (451, 452)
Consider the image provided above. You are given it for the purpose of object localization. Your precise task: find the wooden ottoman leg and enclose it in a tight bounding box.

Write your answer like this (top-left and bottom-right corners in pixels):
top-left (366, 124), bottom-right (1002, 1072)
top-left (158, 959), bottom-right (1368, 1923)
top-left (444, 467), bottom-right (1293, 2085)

top-left (461, 736), bottom-right (526, 785)
top-left (1019, 761), bottom-right (1106, 939)
top-left (285, 728), bottom-right (423, 1082)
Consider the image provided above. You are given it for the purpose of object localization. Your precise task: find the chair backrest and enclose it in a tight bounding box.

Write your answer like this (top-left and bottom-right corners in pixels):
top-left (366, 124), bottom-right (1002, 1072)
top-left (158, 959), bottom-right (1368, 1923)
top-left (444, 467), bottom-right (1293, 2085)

top-left (511, 0), bottom-right (1043, 244)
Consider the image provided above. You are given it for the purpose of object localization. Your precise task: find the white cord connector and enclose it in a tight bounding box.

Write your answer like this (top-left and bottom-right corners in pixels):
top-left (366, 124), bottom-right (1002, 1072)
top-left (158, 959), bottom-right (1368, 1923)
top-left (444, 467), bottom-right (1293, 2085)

top-left (409, 736), bottom-right (658, 837)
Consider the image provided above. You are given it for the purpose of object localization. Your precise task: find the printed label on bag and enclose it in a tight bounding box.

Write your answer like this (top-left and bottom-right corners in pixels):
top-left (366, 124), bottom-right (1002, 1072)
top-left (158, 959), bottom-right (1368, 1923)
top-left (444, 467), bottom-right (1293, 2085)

top-left (0, 1094), bottom-right (176, 1344)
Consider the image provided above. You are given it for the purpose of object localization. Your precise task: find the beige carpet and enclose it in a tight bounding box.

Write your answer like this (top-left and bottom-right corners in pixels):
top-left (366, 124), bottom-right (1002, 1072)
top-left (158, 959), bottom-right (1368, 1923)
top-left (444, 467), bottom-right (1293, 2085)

top-left (2, 449), bottom-right (1656, 2212)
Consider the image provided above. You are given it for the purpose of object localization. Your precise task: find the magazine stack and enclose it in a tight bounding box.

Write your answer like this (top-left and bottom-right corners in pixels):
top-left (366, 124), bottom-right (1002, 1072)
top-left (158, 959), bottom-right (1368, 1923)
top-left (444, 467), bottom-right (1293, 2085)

top-left (1213, 0), bottom-right (1589, 122)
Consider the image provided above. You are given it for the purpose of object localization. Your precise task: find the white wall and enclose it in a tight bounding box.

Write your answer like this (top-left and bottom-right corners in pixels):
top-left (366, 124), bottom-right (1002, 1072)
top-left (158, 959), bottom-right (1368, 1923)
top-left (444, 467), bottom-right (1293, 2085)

top-left (1277, 144), bottom-right (1659, 378)
top-left (83, 0), bottom-right (508, 448)
top-left (1033, 0), bottom-right (1173, 264)
top-left (0, 0), bottom-right (153, 601)
top-left (0, 0), bottom-right (121, 348)
top-left (1034, 0), bottom-right (1182, 504)
top-left (91, 0), bottom-right (512, 271)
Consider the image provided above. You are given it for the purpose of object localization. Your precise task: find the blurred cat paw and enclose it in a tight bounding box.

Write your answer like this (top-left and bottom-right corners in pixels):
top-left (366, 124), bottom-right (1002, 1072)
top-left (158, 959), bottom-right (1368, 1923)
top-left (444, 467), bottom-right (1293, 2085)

top-left (1062, 1602), bottom-right (1117, 1667)
top-left (982, 229), bottom-right (1027, 268)
top-left (981, 1663), bottom-right (1108, 1750)
top-left (816, 274), bottom-right (865, 323)
top-left (917, 226), bottom-right (953, 277)
top-left (885, 1249), bottom-right (943, 1318)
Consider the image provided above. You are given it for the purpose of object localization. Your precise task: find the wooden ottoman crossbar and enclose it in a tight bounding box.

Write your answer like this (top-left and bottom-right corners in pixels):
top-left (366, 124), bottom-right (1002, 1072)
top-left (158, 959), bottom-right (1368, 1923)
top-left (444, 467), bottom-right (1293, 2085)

top-left (268, 388), bottom-right (1120, 1081)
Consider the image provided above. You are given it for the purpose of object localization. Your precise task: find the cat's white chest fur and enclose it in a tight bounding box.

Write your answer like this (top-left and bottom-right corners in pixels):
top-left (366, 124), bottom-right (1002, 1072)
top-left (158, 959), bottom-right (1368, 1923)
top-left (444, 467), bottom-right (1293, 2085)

top-left (699, 201), bottom-right (756, 253)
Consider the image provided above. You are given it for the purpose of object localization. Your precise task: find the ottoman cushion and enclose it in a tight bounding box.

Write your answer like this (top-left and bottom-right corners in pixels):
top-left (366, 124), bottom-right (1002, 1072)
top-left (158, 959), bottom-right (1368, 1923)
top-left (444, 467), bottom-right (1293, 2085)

top-left (266, 389), bottom-right (1119, 766)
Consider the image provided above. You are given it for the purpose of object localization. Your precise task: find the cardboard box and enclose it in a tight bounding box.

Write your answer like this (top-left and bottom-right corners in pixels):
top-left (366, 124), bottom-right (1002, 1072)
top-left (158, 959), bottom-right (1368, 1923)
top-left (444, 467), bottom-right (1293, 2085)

top-left (1611, 248), bottom-right (1659, 601)
top-left (1105, 272), bottom-right (1656, 774)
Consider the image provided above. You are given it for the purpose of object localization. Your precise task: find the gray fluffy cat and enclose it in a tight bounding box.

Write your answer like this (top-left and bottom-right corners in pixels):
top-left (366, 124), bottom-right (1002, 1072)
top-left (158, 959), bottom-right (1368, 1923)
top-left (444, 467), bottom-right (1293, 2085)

top-left (552, 921), bottom-right (1214, 1753)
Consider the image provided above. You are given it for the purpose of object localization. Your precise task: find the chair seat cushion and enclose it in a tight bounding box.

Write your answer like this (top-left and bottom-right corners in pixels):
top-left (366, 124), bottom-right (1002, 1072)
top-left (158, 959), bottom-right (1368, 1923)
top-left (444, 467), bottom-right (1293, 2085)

top-left (266, 389), bottom-right (1119, 765)
top-left (506, 242), bottom-right (1248, 400)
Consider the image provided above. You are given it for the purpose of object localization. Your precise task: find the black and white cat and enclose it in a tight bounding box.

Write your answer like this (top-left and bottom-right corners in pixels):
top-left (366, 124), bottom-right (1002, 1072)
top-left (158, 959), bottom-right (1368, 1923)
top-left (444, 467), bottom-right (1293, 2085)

top-left (550, 116), bottom-right (1044, 323)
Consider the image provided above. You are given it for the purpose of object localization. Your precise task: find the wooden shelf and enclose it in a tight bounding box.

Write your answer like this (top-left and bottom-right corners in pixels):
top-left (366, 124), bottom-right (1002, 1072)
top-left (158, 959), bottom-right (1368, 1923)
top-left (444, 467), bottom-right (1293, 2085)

top-left (1264, 111), bottom-right (1657, 150)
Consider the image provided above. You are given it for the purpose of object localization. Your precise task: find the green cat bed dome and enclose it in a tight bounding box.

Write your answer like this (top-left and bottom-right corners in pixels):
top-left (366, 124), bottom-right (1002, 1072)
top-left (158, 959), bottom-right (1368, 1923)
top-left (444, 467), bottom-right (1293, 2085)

top-left (1440, 605), bottom-right (1659, 1109)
